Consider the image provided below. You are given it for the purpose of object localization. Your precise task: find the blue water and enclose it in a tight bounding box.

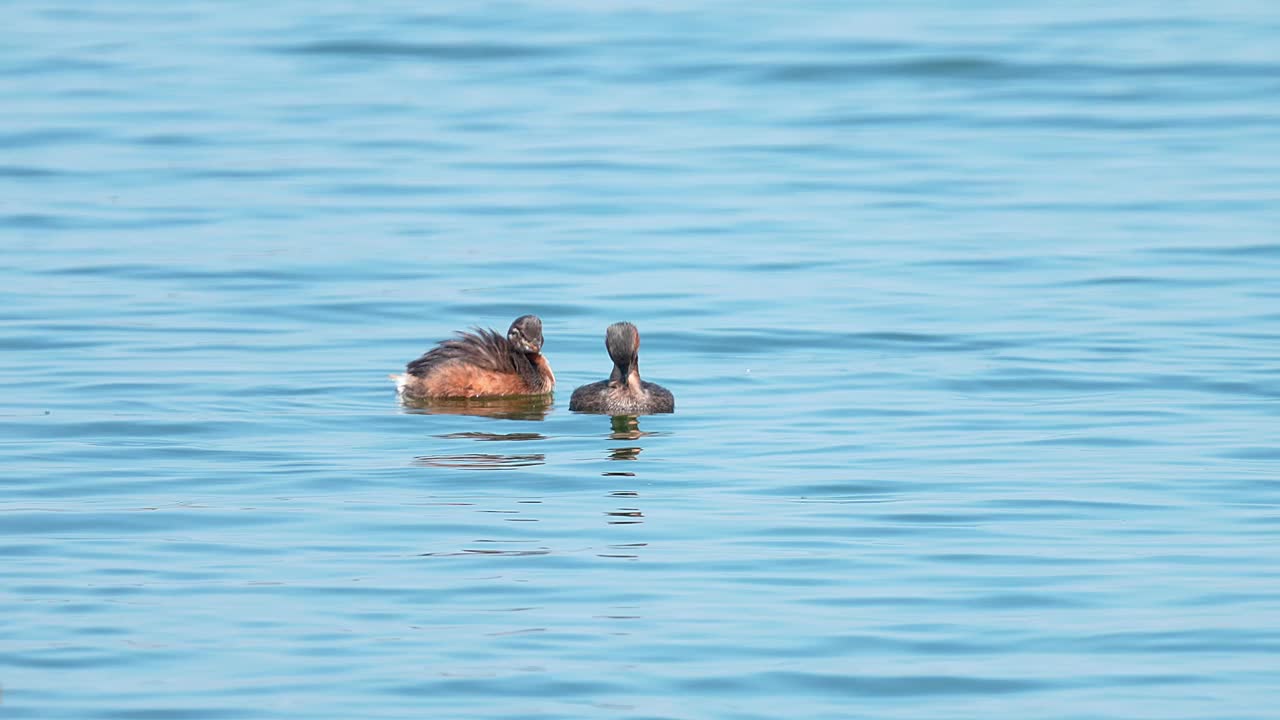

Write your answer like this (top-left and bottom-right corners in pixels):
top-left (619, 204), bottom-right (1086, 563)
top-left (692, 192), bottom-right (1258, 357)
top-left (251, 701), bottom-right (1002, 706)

top-left (4, 2), bottom-right (1280, 718)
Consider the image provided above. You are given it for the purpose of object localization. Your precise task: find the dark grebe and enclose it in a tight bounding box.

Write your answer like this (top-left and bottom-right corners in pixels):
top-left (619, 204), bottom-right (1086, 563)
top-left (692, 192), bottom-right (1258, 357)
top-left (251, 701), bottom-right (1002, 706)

top-left (569, 322), bottom-right (674, 415)
top-left (392, 315), bottom-right (555, 400)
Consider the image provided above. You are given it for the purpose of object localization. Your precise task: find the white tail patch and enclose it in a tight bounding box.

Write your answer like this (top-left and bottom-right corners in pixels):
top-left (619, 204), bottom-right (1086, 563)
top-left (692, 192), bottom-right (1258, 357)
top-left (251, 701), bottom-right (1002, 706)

top-left (389, 373), bottom-right (409, 395)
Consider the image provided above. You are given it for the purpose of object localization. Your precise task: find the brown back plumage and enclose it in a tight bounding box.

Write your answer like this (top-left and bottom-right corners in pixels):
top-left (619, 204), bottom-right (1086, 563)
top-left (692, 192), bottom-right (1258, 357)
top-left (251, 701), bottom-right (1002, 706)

top-left (395, 315), bottom-right (554, 399)
top-left (406, 328), bottom-right (518, 377)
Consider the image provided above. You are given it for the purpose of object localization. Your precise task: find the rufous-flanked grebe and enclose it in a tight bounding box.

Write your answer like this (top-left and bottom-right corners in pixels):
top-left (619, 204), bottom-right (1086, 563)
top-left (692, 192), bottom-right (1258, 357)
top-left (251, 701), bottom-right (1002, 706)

top-left (393, 315), bottom-right (555, 400)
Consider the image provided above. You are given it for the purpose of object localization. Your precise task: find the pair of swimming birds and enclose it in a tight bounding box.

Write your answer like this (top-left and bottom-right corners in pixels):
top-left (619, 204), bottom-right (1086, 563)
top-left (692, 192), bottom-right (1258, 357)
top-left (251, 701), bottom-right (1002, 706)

top-left (391, 315), bottom-right (674, 415)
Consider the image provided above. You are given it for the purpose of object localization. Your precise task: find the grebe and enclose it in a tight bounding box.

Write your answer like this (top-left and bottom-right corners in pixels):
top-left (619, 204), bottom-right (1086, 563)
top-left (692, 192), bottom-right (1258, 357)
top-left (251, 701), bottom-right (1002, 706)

top-left (569, 322), bottom-right (673, 415)
top-left (392, 315), bottom-right (555, 400)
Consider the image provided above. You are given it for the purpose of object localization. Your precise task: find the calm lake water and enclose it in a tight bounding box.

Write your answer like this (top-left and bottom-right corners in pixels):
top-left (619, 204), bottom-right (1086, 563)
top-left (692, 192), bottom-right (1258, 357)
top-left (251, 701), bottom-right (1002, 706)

top-left (3, 2), bottom-right (1279, 718)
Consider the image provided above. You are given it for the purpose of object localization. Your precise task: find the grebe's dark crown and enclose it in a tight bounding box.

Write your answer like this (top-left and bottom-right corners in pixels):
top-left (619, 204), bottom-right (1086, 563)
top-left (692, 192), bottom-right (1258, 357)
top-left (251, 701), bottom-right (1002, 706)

top-left (605, 321), bottom-right (639, 366)
top-left (507, 314), bottom-right (544, 354)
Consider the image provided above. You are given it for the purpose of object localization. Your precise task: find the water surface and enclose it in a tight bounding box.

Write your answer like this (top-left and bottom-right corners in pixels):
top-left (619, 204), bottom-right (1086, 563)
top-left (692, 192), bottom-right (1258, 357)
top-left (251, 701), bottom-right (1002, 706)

top-left (3, 2), bottom-right (1279, 718)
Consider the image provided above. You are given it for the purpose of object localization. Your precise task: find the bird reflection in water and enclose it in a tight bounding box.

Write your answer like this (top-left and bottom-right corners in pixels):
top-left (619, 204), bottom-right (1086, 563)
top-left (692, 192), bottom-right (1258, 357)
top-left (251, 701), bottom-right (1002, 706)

top-left (607, 415), bottom-right (659, 461)
top-left (410, 405), bottom-right (550, 470)
top-left (609, 446), bottom-right (642, 461)
top-left (610, 414), bottom-right (641, 438)
top-left (437, 431), bottom-right (545, 442)
top-left (604, 508), bottom-right (643, 525)
top-left (399, 394), bottom-right (553, 421)
top-left (597, 420), bottom-right (657, 531)
top-left (412, 453), bottom-right (545, 470)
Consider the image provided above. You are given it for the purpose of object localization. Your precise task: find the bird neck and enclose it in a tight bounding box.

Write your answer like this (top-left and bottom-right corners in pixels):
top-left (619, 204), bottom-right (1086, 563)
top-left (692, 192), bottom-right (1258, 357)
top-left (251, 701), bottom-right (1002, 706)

top-left (511, 350), bottom-right (550, 393)
top-left (609, 359), bottom-right (642, 392)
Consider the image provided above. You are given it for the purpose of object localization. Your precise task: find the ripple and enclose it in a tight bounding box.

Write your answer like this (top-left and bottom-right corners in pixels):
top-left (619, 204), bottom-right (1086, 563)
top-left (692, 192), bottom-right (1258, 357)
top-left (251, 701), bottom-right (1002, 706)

top-left (388, 675), bottom-right (626, 698)
top-left (0, 508), bottom-right (284, 534)
top-left (682, 671), bottom-right (1048, 696)
top-left (659, 328), bottom-right (1013, 354)
top-left (0, 165), bottom-right (62, 178)
top-left (1078, 629), bottom-right (1280, 654)
top-left (440, 302), bottom-right (593, 319)
top-left (276, 40), bottom-right (568, 61)
top-left (1156, 243), bottom-right (1280, 259)
top-left (748, 56), bottom-right (1280, 85)
top-left (419, 547), bottom-right (552, 558)
top-left (0, 128), bottom-right (104, 148)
